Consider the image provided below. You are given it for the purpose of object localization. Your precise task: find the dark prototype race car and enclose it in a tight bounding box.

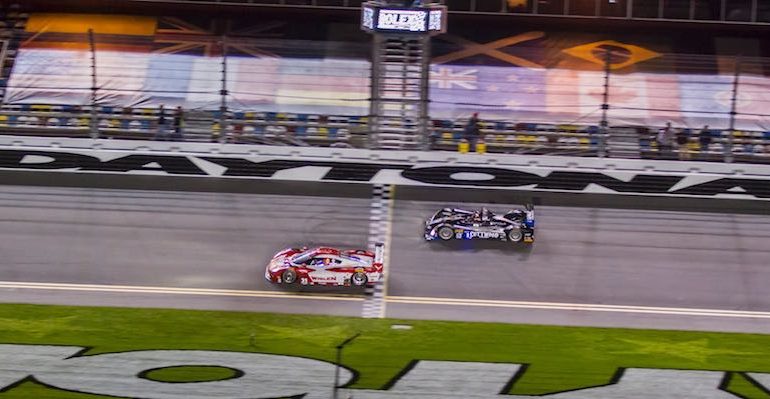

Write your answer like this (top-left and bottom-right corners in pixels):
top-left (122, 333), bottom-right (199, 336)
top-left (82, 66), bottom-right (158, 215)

top-left (424, 204), bottom-right (535, 244)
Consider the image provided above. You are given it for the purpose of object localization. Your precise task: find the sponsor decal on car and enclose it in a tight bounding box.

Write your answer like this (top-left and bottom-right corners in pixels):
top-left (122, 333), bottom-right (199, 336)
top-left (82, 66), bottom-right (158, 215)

top-left (1, 149), bottom-right (770, 199)
top-left (310, 275), bottom-right (336, 281)
top-left (466, 231), bottom-right (501, 239)
top-left (0, 344), bottom-right (767, 398)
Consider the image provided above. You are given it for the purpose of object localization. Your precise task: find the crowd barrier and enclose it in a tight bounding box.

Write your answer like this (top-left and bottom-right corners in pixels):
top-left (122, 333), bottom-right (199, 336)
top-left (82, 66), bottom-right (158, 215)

top-left (1, 103), bottom-right (770, 163)
top-left (430, 119), bottom-right (602, 156)
top-left (639, 128), bottom-right (770, 163)
top-left (0, 103), bottom-right (604, 154)
top-left (0, 104), bottom-right (363, 147)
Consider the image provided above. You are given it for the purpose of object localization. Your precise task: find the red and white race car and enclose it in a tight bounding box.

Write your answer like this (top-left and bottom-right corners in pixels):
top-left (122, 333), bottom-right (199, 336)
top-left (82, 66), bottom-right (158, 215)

top-left (265, 243), bottom-right (384, 287)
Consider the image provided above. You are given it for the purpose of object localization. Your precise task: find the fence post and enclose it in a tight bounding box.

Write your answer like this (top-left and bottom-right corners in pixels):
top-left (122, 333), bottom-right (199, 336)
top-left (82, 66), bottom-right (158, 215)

top-left (598, 47), bottom-right (610, 158)
top-left (87, 28), bottom-right (99, 139)
top-left (219, 35), bottom-right (228, 143)
top-left (725, 55), bottom-right (741, 163)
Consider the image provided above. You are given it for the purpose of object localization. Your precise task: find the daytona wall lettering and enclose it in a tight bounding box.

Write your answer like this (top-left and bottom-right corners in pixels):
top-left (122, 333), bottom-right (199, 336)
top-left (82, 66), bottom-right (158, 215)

top-left (1, 149), bottom-right (769, 199)
top-left (0, 344), bottom-right (764, 398)
top-left (0, 150), bottom-right (207, 175)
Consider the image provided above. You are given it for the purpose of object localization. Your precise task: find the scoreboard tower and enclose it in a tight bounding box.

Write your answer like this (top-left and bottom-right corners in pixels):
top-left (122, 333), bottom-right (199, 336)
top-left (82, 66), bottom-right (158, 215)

top-left (361, 1), bottom-right (447, 150)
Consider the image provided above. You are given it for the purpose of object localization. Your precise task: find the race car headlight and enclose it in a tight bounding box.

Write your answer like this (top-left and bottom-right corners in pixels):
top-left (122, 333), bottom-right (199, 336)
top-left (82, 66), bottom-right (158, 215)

top-left (269, 258), bottom-right (285, 271)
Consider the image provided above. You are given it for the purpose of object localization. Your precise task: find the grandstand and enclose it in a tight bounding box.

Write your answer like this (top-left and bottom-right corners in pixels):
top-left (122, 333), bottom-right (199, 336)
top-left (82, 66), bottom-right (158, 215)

top-left (0, 1), bottom-right (769, 163)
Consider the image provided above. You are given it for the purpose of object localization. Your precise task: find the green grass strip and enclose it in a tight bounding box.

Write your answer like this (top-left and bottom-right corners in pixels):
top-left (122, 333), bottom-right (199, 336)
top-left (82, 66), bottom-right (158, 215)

top-left (0, 303), bottom-right (769, 398)
top-left (141, 366), bottom-right (241, 383)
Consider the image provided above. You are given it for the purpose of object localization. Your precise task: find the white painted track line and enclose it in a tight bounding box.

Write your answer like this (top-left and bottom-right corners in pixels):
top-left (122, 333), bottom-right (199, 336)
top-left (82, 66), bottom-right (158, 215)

top-left (0, 281), bottom-right (362, 301)
top-left (3, 281), bottom-right (770, 320)
top-left (388, 296), bottom-right (770, 319)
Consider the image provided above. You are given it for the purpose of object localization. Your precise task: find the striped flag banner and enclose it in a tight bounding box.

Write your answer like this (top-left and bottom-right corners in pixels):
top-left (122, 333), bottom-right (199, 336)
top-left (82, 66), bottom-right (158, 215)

top-left (544, 69), bottom-right (603, 124)
top-left (273, 58), bottom-right (370, 114)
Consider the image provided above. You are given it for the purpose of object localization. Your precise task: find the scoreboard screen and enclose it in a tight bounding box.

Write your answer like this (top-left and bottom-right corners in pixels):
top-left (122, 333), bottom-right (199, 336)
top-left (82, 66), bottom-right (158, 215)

top-left (361, 2), bottom-right (447, 34)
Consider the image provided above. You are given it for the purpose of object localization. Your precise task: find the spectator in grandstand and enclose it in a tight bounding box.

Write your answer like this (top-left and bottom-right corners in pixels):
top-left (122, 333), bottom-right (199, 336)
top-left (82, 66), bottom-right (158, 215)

top-left (428, 128), bottom-right (439, 149)
top-left (154, 104), bottom-right (168, 141)
top-left (698, 125), bottom-right (712, 153)
top-left (676, 128), bottom-right (690, 160)
top-left (464, 112), bottom-right (481, 152)
top-left (171, 106), bottom-right (184, 141)
top-left (656, 122), bottom-right (674, 156)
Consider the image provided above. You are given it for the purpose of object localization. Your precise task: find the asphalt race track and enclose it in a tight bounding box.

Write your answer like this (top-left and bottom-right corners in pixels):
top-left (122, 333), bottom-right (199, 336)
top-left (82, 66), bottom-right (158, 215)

top-left (389, 200), bottom-right (770, 332)
top-left (1, 185), bottom-right (770, 333)
top-left (391, 200), bottom-right (770, 309)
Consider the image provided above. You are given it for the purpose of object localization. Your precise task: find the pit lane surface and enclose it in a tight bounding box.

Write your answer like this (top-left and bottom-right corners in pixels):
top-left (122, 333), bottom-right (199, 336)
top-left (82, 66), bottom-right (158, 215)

top-left (1, 185), bottom-right (769, 332)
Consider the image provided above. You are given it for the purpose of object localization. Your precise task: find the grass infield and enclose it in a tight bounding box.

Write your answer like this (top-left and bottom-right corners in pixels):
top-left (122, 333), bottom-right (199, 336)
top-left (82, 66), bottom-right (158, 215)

top-left (1, 303), bottom-right (769, 398)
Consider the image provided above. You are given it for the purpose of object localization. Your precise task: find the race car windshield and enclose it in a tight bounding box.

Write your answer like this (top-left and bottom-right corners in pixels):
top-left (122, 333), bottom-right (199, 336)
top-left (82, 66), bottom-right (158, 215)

top-left (290, 250), bottom-right (315, 264)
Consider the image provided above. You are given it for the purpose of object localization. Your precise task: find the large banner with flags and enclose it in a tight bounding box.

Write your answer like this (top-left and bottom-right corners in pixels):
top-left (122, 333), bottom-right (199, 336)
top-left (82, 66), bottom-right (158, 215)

top-left (5, 13), bottom-right (770, 130)
top-left (5, 14), bottom-right (371, 115)
top-left (426, 31), bottom-right (769, 130)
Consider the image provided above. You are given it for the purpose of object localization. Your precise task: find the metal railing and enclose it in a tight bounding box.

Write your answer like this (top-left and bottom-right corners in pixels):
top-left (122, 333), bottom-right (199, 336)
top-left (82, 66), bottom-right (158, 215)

top-left (2, 103), bottom-right (769, 164)
top-left (65, 0), bottom-right (770, 25)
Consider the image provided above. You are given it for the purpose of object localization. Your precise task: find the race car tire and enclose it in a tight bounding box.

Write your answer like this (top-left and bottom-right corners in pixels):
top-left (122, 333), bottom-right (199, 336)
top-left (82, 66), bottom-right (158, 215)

top-left (351, 272), bottom-right (368, 286)
top-left (437, 226), bottom-right (454, 241)
top-left (507, 229), bottom-right (524, 243)
top-left (281, 268), bottom-right (297, 284)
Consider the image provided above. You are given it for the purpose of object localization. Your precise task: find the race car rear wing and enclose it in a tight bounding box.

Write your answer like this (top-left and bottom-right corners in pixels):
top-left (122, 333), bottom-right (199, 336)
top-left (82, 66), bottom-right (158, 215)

top-left (524, 204), bottom-right (535, 228)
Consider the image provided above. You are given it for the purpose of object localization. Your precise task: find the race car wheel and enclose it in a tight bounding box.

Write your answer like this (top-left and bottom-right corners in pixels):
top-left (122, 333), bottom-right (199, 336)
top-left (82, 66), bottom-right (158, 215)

top-left (437, 226), bottom-right (454, 241)
top-left (507, 229), bottom-right (524, 243)
top-left (351, 272), bottom-right (368, 286)
top-left (281, 268), bottom-right (297, 284)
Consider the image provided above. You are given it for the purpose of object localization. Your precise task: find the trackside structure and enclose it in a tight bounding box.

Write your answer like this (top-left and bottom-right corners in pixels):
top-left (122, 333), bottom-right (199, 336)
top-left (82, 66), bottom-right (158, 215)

top-left (361, 1), bottom-right (447, 150)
